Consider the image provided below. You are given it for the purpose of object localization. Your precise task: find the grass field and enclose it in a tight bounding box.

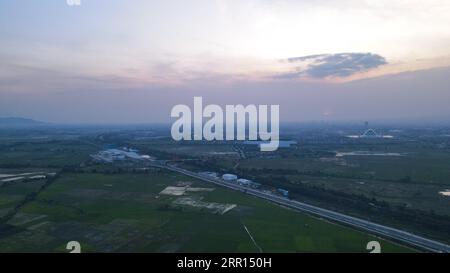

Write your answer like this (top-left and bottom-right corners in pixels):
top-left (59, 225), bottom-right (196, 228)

top-left (0, 171), bottom-right (411, 253)
top-left (225, 144), bottom-right (450, 217)
top-left (0, 133), bottom-right (100, 168)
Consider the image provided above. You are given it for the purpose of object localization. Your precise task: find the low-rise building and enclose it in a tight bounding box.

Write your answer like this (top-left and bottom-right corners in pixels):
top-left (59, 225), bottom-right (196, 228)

top-left (222, 174), bottom-right (238, 181)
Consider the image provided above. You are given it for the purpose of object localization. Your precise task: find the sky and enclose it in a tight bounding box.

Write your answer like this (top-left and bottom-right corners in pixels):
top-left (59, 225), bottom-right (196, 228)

top-left (1, 0), bottom-right (450, 124)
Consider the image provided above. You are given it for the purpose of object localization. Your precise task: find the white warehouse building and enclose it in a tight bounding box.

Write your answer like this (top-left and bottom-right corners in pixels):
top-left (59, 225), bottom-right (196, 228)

top-left (222, 174), bottom-right (238, 181)
top-left (237, 178), bottom-right (252, 185)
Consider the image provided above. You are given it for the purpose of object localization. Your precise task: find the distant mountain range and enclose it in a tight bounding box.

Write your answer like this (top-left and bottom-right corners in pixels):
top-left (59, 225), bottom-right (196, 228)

top-left (0, 117), bottom-right (48, 127)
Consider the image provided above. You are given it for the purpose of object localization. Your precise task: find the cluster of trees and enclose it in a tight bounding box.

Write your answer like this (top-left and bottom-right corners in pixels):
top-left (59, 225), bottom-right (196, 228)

top-left (62, 165), bottom-right (161, 175)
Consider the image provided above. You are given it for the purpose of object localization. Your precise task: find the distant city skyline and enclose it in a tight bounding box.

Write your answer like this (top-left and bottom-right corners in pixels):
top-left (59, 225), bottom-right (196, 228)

top-left (1, 1), bottom-right (450, 123)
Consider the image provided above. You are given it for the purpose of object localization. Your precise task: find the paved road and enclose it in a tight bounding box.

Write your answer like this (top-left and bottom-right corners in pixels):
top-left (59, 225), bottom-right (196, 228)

top-left (152, 162), bottom-right (450, 253)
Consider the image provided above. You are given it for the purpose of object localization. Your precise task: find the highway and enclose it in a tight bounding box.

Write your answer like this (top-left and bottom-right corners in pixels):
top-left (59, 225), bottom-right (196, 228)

top-left (152, 161), bottom-right (450, 253)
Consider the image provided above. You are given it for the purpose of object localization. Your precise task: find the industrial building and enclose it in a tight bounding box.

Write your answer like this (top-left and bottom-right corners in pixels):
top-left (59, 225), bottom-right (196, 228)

top-left (222, 174), bottom-right (238, 181)
top-left (237, 178), bottom-right (261, 188)
top-left (90, 148), bottom-right (150, 163)
top-left (237, 178), bottom-right (251, 185)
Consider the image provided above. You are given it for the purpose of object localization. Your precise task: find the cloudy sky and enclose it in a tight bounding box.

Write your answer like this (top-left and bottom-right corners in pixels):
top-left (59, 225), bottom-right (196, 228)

top-left (1, 0), bottom-right (450, 123)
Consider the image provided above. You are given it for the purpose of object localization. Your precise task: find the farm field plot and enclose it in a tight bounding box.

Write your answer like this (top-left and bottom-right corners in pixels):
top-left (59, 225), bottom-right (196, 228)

top-left (0, 172), bottom-right (410, 253)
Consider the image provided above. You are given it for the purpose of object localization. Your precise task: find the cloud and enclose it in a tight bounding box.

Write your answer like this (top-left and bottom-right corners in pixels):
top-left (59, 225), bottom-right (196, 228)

top-left (278, 52), bottom-right (387, 79)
